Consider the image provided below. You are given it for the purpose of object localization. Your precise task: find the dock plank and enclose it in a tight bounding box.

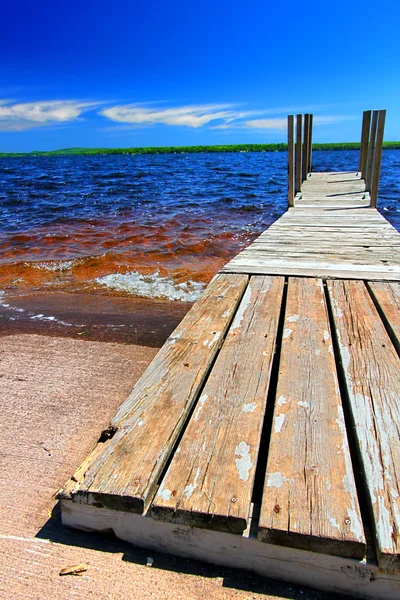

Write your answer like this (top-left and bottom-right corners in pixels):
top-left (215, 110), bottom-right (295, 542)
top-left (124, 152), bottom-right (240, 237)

top-left (152, 276), bottom-right (284, 533)
top-left (258, 277), bottom-right (366, 558)
top-left (60, 273), bottom-right (248, 513)
top-left (327, 280), bottom-right (400, 570)
top-left (367, 281), bottom-right (400, 347)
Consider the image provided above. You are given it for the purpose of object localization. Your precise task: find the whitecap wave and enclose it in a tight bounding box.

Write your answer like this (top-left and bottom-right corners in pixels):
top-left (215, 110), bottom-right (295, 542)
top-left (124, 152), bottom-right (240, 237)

top-left (95, 271), bottom-right (204, 302)
top-left (29, 260), bottom-right (79, 272)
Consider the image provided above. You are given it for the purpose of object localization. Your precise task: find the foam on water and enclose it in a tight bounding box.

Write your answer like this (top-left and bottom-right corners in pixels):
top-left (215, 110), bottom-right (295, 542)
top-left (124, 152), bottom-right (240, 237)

top-left (30, 260), bottom-right (80, 272)
top-left (95, 271), bottom-right (205, 302)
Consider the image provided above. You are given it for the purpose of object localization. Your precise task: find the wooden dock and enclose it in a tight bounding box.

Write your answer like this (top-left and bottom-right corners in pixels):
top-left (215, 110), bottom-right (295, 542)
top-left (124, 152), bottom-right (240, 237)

top-left (59, 112), bottom-right (400, 599)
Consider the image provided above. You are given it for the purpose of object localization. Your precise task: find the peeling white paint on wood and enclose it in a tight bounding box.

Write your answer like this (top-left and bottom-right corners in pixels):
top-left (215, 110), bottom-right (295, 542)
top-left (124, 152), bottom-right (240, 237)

top-left (297, 401), bottom-right (309, 408)
top-left (203, 331), bottom-right (221, 348)
top-left (287, 314), bottom-right (299, 323)
top-left (231, 285), bottom-right (252, 331)
top-left (274, 414), bottom-right (285, 433)
top-left (266, 472), bottom-right (289, 488)
top-left (235, 441), bottom-right (252, 482)
top-left (193, 394), bottom-right (208, 421)
top-left (158, 485), bottom-right (172, 502)
top-left (183, 467), bottom-right (201, 499)
top-left (242, 402), bottom-right (256, 413)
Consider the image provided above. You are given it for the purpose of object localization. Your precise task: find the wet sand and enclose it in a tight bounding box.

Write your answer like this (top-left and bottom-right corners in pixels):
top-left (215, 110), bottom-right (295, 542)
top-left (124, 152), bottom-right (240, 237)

top-left (0, 325), bottom-right (347, 599)
top-left (0, 291), bottom-right (191, 346)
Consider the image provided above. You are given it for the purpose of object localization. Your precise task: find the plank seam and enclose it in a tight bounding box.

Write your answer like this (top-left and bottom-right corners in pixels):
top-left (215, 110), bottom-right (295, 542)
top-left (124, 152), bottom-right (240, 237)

top-left (250, 277), bottom-right (289, 509)
top-left (323, 280), bottom-right (376, 563)
top-left (365, 281), bottom-right (400, 358)
top-left (148, 276), bottom-right (250, 512)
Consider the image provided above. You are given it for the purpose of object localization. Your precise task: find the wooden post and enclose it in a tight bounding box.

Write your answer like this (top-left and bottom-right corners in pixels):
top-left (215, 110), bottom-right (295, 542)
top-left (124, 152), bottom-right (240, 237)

top-left (359, 110), bottom-right (371, 177)
top-left (302, 114), bottom-right (310, 182)
top-left (295, 114), bottom-right (302, 194)
top-left (365, 110), bottom-right (378, 192)
top-left (308, 114), bottom-right (313, 174)
top-left (370, 110), bottom-right (386, 208)
top-left (288, 115), bottom-right (295, 207)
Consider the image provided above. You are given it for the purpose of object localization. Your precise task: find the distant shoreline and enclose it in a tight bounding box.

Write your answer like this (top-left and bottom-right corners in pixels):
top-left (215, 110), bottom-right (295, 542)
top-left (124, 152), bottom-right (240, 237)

top-left (1, 141), bottom-right (400, 158)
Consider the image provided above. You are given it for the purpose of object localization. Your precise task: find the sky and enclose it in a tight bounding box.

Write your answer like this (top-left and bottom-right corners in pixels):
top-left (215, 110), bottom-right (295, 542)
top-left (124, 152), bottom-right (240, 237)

top-left (0, 0), bottom-right (399, 152)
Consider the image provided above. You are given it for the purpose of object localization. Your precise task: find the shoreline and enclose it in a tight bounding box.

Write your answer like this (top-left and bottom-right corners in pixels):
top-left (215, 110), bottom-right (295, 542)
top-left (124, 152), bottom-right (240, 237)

top-left (0, 290), bottom-right (191, 346)
top-left (2, 141), bottom-right (400, 157)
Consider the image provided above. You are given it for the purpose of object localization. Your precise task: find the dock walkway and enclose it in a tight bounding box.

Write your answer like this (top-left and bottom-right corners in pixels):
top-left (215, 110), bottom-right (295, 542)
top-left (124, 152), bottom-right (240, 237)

top-left (60, 115), bottom-right (400, 599)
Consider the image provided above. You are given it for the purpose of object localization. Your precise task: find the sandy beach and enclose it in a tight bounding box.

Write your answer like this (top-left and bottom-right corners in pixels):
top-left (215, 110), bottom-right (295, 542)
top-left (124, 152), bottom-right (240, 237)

top-left (0, 326), bottom-right (347, 600)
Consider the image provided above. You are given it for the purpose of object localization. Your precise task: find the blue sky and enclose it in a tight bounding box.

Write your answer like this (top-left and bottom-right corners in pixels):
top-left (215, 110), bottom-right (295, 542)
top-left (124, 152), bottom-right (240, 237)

top-left (0, 0), bottom-right (399, 151)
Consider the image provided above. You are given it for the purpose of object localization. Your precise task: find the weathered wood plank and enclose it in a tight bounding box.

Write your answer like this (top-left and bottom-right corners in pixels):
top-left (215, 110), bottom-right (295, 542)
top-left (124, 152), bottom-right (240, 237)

top-left (288, 115), bottom-right (295, 207)
top-left (370, 110), bottom-right (386, 208)
top-left (59, 273), bottom-right (248, 513)
top-left (359, 110), bottom-right (372, 176)
top-left (302, 114), bottom-right (310, 181)
top-left (232, 247), bottom-right (400, 260)
top-left (152, 276), bottom-right (284, 533)
top-left (327, 280), bottom-right (400, 570)
top-left (295, 114), bottom-right (302, 193)
top-left (222, 263), bottom-right (400, 281)
top-left (366, 110), bottom-right (379, 192)
top-left (308, 113), bottom-right (313, 173)
top-left (258, 278), bottom-right (365, 558)
top-left (367, 281), bottom-right (400, 347)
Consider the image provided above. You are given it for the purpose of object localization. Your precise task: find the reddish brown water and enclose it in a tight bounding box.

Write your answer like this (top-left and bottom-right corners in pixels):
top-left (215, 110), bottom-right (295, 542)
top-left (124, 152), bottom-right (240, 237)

top-left (0, 216), bottom-right (256, 294)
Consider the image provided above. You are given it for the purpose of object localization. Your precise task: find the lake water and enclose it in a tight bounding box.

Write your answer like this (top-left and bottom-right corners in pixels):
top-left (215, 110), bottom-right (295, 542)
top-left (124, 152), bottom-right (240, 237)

top-left (0, 149), bottom-right (399, 343)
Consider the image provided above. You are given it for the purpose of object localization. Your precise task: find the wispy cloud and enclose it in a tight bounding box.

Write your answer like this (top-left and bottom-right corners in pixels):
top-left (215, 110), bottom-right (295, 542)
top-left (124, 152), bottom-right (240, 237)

top-left (243, 114), bottom-right (356, 130)
top-left (0, 97), bottom-right (357, 134)
top-left (243, 117), bottom-right (287, 130)
top-left (100, 102), bottom-right (354, 133)
top-left (0, 100), bottom-right (99, 131)
top-left (313, 115), bottom-right (356, 125)
top-left (100, 103), bottom-right (256, 128)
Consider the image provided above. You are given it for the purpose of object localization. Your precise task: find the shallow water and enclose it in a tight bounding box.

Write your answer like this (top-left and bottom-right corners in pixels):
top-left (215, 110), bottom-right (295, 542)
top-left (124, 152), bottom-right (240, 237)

top-left (0, 149), bottom-right (399, 302)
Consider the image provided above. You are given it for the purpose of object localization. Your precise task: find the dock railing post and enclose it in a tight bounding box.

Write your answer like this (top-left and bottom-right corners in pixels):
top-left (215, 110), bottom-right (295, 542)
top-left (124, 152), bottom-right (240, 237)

top-left (359, 110), bottom-right (371, 178)
top-left (288, 115), bottom-right (295, 207)
top-left (366, 110), bottom-right (379, 192)
top-left (295, 114), bottom-right (302, 194)
top-left (302, 114), bottom-right (310, 182)
top-left (370, 110), bottom-right (386, 208)
top-left (308, 114), bottom-right (313, 175)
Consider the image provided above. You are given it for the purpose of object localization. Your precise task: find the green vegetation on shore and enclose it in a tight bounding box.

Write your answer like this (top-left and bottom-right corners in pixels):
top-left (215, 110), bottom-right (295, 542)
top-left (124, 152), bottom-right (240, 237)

top-left (1, 141), bottom-right (400, 158)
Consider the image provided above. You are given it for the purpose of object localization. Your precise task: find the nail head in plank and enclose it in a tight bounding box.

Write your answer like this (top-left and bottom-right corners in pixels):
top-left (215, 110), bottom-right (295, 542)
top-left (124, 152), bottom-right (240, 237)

top-left (258, 277), bottom-right (366, 558)
top-left (327, 280), bottom-right (400, 571)
top-left (59, 273), bottom-right (249, 513)
top-left (152, 275), bottom-right (285, 533)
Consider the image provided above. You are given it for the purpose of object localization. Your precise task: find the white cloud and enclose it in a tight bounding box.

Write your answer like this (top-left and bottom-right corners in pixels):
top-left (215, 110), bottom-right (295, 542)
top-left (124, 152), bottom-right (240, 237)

top-left (244, 118), bottom-right (287, 130)
top-left (243, 114), bottom-right (356, 131)
top-left (313, 115), bottom-right (356, 125)
top-left (0, 100), bottom-right (98, 131)
top-left (100, 103), bottom-right (254, 128)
